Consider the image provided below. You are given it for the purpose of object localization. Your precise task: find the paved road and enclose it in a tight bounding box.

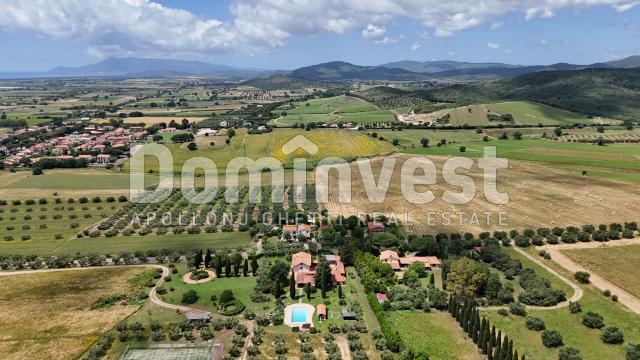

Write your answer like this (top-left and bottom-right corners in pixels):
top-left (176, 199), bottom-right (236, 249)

top-left (539, 238), bottom-right (640, 314)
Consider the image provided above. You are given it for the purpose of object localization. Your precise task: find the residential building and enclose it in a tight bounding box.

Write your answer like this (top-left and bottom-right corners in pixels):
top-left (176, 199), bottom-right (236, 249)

top-left (379, 250), bottom-right (440, 273)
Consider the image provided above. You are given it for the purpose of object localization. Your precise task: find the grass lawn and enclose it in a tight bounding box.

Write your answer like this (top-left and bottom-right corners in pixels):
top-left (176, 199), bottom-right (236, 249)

top-left (56, 232), bottom-right (251, 255)
top-left (389, 311), bottom-right (483, 360)
top-left (0, 267), bottom-right (150, 360)
top-left (482, 247), bottom-right (640, 360)
top-left (562, 245), bottom-right (640, 299)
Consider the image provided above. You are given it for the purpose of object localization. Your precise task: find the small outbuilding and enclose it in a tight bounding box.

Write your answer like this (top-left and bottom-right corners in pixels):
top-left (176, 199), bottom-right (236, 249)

top-left (376, 293), bottom-right (389, 304)
top-left (341, 307), bottom-right (357, 320)
top-left (186, 311), bottom-right (212, 322)
top-left (317, 304), bottom-right (327, 321)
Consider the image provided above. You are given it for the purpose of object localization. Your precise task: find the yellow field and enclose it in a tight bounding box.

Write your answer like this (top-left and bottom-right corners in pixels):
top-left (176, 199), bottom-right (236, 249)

top-left (0, 267), bottom-right (149, 360)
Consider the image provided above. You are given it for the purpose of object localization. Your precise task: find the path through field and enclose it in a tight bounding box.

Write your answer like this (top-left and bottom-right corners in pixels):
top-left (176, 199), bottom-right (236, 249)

top-left (335, 335), bottom-right (352, 360)
top-left (538, 238), bottom-right (640, 314)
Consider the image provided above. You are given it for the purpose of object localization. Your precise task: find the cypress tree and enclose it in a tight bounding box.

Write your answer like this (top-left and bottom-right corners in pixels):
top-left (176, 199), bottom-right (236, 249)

top-left (251, 255), bottom-right (259, 275)
top-left (194, 249), bottom-right (202, 269)
top-left (204, 249), bottom-right (212, 268)
top-left (243, 258), bottom-right (248, 277)
top-left (488, 348), bottom-right (494, 360)
top-left (488, 329), bottom-right (496, 357)
top-left (305, 282), bottom-right (311, 299)
top-left (476, 318), bottom-right (487, 354)
top-left (513, 350), bottom-right (518, 360)
top-left (506, 340), bottom-right (513, 360)
top-left (493, 340), bottom-right (501, 360)
top-left (521, 354), bottom-right (525, 360)
top-left (338, 284), bottom-right (343, 298)
top-left (473, 312), bottom-right (481, 344)
top-left (500, 336), bottom-right (509, 360)
top-left (289, 272), bottom-right (296, 299)
top-left (214, 256), bottom-right (222, 277)
top-left (224, 258), bottom-right (231, 277)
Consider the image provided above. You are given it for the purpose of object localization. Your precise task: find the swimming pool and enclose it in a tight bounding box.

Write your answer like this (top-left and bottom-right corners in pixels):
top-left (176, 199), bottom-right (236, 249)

top-left (290, 306), bottom-right (308, 323)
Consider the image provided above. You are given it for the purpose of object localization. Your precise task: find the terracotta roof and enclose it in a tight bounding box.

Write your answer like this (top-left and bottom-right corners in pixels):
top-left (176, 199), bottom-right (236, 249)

top-left (291, 252), bottom-right (312, 267)
top-left (379, 250), bottom-right (399, 261)
top-left (317, 304), bottom-right (327, 317)
top-left (283, 225), bottom-right (298, 232)
top-left (376, 293), bottom-right (389, 302)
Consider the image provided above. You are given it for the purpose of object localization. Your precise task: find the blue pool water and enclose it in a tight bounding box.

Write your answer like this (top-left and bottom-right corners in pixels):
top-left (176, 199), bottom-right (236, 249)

top-left (291, 307), bottom-right (308, 323)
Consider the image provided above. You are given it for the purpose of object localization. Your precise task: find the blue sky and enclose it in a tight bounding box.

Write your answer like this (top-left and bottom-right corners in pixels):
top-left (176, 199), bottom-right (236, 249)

top-left (1, 0), bottom-right (639, 71)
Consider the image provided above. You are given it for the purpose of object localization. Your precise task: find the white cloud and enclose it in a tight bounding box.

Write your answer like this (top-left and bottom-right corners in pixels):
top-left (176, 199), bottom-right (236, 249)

top-left (540, 39), bottom-right (549, 45)
top-left (487, 42), bottom-right (500, 49)
top-left (361, 24), bottom-right (387, 40)
top-left (410, 42), bottom-right (423, 51)
top-left (1, 0), bottom-right (637, 57)
top-left (416, 31), bottom-right (430, 39)
top-left (490, 21), bottom-right (504, 30)
top-left (374, 35), bottom-right (404, 44)
top-left (614, 2), bottom-right (639, 12)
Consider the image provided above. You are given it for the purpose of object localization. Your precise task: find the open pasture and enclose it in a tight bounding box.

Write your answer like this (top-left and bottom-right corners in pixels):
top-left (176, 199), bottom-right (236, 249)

top-left (410, 101), bottom-right (615, 127)
top-left (562, 245), bottom-right (640, 299)
top-left (0, 267), bottom-right (149, 360)
top-left (403, 139), bottom-right (640, 175)
top-left (389, 311), bottom-right (483, 360)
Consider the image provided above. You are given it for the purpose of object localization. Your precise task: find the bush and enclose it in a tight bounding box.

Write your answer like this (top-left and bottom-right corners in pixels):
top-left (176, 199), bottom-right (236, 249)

top-left (509, 302), bottom-right (527, 316)
top-left (559, 346), bottom-right (583, 360)
top-left (603, 289), bottom-right (612, 297)
top-left (582, 311), bottom-right (605, 329)
top-left (601, 327), bottom-right (624, 344)
top-left (525, 316), bottom-right (546, 331)
top-left (497, 308), bottom-right (509, 317)
top-left (541, 329), bottom-right (563, 348)
top-left (569, 302), bottom-right (582, 314)
top-left (182, 289), bottom-right (199, 304)
top-left (574, 271), bottom-right (590, 284)
top-left (626, 343), bottom-right (640, 360)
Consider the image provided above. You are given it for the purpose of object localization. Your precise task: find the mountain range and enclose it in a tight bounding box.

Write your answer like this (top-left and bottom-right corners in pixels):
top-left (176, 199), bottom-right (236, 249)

top-left (1, 55), bottom-right (639, 80)
top-left (46, 58), bottom-right (275, 78)
top-left (287, 56), bottom-right (640, 81)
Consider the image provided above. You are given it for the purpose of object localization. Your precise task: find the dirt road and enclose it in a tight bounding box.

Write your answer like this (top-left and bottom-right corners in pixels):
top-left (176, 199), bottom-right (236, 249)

top-left (483, 246), bottom-right (583, 311)
top-left (539, 238), bottom-right (640, 314)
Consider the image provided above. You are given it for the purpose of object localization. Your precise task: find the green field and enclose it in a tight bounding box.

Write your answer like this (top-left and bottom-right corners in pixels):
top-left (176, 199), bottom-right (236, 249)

top-left (402, 138), bottom-right (640, 181)
top-left (483, 247), bottom-right (640, 360)
top-left (6, 170), bottom-right (137, 190)
top-left (433, 101), bottom-right (615, 127)
top-left (271, 95), bottom-right (396, 126)
top-left (389, 311), bottom-right (483, 360)
top-left (56, 232), bottom-right (251, 255)
top-left (563, 245), bottom-right (640, 299)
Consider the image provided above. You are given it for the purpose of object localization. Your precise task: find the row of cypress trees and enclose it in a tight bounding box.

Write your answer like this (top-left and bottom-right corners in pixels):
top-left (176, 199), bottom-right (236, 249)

top-left (448, 295), bottom-right (526, 360)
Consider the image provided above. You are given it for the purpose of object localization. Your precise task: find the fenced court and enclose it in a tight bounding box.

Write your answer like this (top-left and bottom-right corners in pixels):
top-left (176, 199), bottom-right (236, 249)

top-left (120, 344), bottom-right (221, 360)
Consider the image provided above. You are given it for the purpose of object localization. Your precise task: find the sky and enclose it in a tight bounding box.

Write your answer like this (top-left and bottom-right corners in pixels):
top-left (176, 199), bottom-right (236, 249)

top-left (1, 0), bottom-right (640, 71)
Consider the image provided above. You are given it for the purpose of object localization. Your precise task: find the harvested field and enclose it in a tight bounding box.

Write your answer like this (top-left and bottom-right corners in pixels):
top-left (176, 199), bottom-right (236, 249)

top-left (318, 153), bottom-right (640, 234)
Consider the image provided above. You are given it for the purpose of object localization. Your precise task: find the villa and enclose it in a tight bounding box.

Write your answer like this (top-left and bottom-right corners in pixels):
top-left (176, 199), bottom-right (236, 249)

top-left (379, 250), bottom-right (441, 273)
top-left (282, 224), bottom-right (313, 239)
top-left (291, 251), bottom-right (346, 288)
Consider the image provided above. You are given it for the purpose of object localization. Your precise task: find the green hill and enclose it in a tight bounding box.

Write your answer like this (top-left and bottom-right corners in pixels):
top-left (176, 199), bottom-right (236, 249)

top-left (422, 67), bottom-right (640, 122)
